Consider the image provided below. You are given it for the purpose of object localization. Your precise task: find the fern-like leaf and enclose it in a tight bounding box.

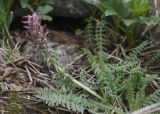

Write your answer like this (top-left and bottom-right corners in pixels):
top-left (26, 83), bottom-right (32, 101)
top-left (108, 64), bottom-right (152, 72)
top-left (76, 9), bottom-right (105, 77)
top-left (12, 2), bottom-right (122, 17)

top-left (85, 18), bottom-right (95, 47)
top-left (95, 16), bottom-right (107, 59)
top-left (127, 40), bottom-right (150, 60)
top-left (143, 89), bottom-right (160, 106)
top-left (35, 88), bottom-right (124, 114)
top-left (145, 50), bottom-right (160, 67)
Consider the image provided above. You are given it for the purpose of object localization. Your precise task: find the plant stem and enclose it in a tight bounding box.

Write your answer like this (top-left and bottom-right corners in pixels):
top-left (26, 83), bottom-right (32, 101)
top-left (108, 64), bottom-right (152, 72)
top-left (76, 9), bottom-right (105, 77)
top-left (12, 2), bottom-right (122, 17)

top-left (126, 26), bottom-right (134, 47)
top-left (100, 81), bottom-right (107, 102)
top-left (56, 64), bottom-right (103, 101)
top-left (43, 50), bottom-right (103, 101)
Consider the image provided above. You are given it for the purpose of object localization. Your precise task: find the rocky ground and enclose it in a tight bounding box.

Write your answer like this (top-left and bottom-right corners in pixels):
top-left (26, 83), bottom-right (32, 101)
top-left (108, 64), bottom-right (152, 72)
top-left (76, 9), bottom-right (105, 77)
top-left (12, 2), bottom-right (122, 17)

top-left (1, 0), bottom-right (160, 114)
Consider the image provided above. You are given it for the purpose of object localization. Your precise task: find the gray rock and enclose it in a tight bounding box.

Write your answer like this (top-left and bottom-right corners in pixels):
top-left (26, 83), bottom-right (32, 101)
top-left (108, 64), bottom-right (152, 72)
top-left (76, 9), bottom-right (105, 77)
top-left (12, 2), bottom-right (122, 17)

top-left (12, 0), bottom-right (92, 18)
top-left (22, 40), bottom-right (79, 68)
top-left (47, 41), bottom-right (79, 68)
top-left (52, 0), bottom-right (92, 18)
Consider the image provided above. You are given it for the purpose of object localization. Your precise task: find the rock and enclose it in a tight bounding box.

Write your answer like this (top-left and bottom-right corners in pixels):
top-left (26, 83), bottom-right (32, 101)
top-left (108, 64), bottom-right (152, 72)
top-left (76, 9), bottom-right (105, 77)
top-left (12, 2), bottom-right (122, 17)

top-left (12, 0), bottom-right (92, 18)
top-left (149, 0), bottom-right (160, 45)
top-left (52, 0), bottom-right (92, 18)
top-left (46, 42), bottom-right (79, 68)
top-left (20, 30), bottom-right (80, 68)
top-left (22, 40), bottom-right (79, 68)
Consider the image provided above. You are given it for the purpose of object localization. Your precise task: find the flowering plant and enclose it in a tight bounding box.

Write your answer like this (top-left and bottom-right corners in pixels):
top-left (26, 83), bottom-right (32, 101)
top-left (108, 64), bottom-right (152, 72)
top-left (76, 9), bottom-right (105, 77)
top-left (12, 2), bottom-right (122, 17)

top-left (22, 13), bottom-right (48, 47)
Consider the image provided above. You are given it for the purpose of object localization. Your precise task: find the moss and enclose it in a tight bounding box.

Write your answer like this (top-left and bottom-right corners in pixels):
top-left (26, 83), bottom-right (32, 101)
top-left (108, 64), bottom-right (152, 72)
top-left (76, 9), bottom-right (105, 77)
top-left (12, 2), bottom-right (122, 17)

top-left (6, 92), bottom-right (21, 103)
top-left (2, 90), bottom-right (68, 114)
top-left (7, 104), bottom-right (23, 114)
top-left (3, 92), bottom-right (27, 114)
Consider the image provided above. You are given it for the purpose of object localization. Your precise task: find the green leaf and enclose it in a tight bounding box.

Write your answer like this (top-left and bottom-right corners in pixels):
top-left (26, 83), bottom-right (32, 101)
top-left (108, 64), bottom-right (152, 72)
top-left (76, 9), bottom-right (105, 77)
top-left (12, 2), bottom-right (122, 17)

top-left (104, 8), bottom-right (118, 16)
top-left (39, 14), bottom-right (53, 21)
top-left (20, 0), bottom-right (34, 12)
top-left (129, 0), bottom-right (150, 17)
top-left (139, 16), bottom-right (160, 26)
top-left (123, 18), bottom-right (138, 26)
top-left (123, 16), bottom-right (160, 26)
top-left (123, 0), bottom-right (131, 3)
top-left (38, 5), bottom-right (53, 14)
top-left (96, 2), bottom-right (107, 12)
top-left (45, 0), bottom-right (54, 5)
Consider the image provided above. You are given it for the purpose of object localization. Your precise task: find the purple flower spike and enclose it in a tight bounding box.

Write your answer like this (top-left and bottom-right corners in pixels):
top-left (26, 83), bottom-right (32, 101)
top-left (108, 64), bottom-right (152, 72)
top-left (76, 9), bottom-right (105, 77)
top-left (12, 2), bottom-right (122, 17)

top-left (22, 13), bottom-right (48, 47)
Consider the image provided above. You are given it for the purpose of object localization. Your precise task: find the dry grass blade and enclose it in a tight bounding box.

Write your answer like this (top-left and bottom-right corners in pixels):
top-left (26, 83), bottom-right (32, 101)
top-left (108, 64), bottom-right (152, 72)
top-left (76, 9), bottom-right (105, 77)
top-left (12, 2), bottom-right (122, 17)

top-left (25, 65), bottom-right (33, 84)
top-left (130, 103), bottom-right (160, 114)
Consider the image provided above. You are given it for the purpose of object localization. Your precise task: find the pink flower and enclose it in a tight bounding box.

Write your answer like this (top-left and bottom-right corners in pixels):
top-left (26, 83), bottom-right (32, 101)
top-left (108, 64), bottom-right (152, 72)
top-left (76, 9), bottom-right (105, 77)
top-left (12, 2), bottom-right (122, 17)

top-left (22, 13), bottom-right (48, 47)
